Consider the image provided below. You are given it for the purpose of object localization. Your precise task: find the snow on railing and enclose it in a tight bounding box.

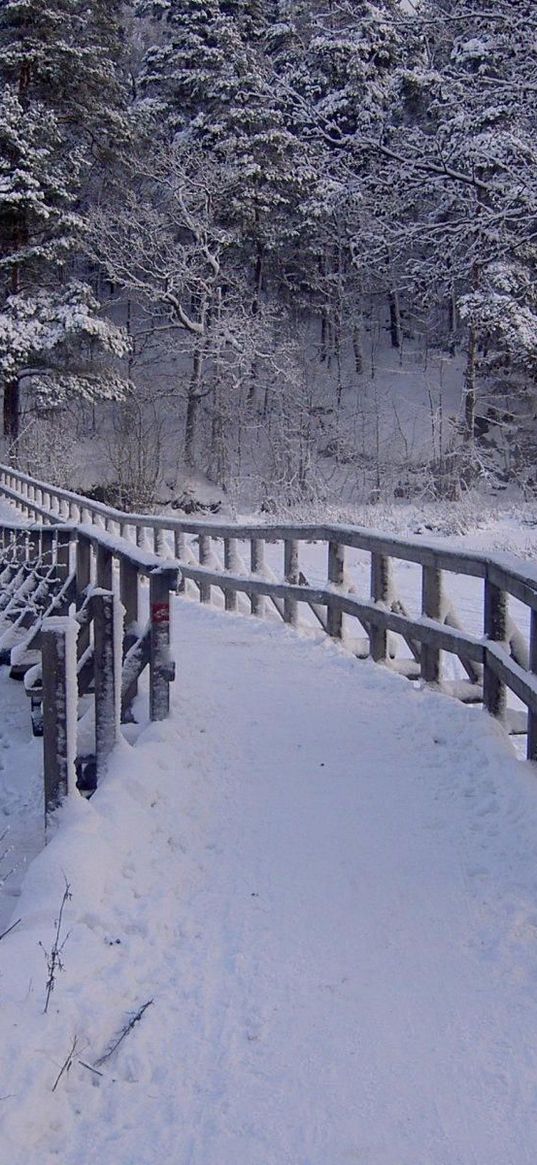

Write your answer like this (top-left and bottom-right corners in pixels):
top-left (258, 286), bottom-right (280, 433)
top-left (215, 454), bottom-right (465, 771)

top-left (1, 463), bottom-right (537, 762)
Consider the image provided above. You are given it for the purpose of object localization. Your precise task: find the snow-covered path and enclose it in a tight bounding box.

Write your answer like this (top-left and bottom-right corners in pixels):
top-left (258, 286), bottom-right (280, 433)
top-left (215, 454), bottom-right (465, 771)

top-left (2, 599), bottom-right (537, 1163)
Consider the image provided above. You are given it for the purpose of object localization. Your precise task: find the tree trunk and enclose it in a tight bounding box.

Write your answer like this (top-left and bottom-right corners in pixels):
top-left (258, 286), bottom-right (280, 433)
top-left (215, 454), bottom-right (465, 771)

top-left (353, 320), bottom-right (364, 377)
top-left (388, 290), bottom-right (402, 350)
top-left (3, 378), bottom-right (20, 449)
top-left (463, 322), bottom-right (477, 441)
top-left (185, 345), bottom-right (203, 467)
top-left (248, 228), bottom-right (263, 405)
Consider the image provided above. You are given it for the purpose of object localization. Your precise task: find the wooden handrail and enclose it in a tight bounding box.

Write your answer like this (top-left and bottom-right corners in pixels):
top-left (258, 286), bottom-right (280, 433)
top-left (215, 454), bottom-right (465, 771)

top-left (2, 467), bottom-right (537, 760)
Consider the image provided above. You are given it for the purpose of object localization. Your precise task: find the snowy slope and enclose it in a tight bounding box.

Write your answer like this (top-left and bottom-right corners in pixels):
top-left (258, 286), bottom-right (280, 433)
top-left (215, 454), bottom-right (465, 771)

top-left (1, 600), bottom-right (537, 1163)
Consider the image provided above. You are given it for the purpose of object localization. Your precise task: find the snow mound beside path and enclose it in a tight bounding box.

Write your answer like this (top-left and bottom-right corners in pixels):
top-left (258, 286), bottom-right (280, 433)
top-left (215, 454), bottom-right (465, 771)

top-left (1, 601), bottom-right (537, 1164)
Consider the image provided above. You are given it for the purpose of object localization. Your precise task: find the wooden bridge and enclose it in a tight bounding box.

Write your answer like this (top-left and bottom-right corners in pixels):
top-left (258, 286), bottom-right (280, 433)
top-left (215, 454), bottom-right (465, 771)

top-left (0, 460), bottom-right (536, 824)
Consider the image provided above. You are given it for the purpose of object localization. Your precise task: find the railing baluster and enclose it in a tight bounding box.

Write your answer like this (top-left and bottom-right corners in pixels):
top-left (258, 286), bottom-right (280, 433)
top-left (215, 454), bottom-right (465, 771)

top-left (155, 526), bottom-right (168, 556)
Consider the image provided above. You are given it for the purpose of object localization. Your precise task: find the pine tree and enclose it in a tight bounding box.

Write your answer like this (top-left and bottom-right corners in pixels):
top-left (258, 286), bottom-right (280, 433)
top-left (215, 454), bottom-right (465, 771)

top-left (0, 0), bottom-right (130, 445)
top-left (376, 0), bottom-right (537, 438)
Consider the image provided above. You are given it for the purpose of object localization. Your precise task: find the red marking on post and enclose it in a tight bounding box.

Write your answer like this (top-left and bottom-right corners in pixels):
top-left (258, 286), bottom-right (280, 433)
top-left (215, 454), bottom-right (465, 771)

top-left (152, 602), bottom-right (170, 625)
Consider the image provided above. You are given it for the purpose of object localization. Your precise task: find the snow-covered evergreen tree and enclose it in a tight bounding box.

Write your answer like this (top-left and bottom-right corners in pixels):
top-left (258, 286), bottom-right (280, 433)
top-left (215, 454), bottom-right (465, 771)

top-left (376, 0), bottom-right (537, 437)
top-left (0, 0), bottom-right (130, 445)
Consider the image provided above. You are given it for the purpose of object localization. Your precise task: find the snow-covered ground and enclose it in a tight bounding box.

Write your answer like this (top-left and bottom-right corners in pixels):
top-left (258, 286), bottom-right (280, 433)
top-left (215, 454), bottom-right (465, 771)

top-left (0, 668), bottom-right (42, 933)
top-left (1, 598), bottom-right (537, 1163)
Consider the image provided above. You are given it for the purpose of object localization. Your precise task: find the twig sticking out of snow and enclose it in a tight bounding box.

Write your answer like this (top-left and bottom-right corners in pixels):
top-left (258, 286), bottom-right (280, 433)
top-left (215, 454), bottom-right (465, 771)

top-left (52, 1035), bottom-right (79, 1093)
top-left (94, 999), bottom-right (154, 1068)
top-left (78, 1059), bottom-right (103, 1079)
top-left (40, 878), bottom-right (72, 1014)
top-left (0, 918), bottom-right (21, 942)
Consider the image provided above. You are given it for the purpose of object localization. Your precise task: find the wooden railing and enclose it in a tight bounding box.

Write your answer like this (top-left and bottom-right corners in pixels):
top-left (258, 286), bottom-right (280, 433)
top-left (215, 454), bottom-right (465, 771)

top-left (1, 463), bottom-right (537, 761)
top-left (0, 517), bottom-right (179, 815)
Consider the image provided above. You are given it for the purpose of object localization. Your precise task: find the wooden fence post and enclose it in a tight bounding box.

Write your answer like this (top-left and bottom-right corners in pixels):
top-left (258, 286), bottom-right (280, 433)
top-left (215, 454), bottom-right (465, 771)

top-left (149, 568), bottom-right (178, 720)
top-left (483, 573), bottom-right (507, 720)
top-left (93, 591), bottom-right (121, 778)
top-left (370, 552), bottom-right (391, 662)
top-left (224, 537), bottom-right (238, 611)
top-left (284, 539), bottom-right (299, 626)
top-left (42, 617), bottom-right (78, 817)
top-left (198, 535), bottom-right (211, 603)
top-left (421, 563), bottom-right (443, 683)
top-left (327, 540), bottom-right (344, 639)
top-left (250, 538), bottom-right (265, 617)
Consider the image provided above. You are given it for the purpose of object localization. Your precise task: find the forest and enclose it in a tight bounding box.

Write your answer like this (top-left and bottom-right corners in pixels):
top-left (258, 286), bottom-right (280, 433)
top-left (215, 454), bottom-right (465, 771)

top-left (0, 0), bottom-right (536, 512)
